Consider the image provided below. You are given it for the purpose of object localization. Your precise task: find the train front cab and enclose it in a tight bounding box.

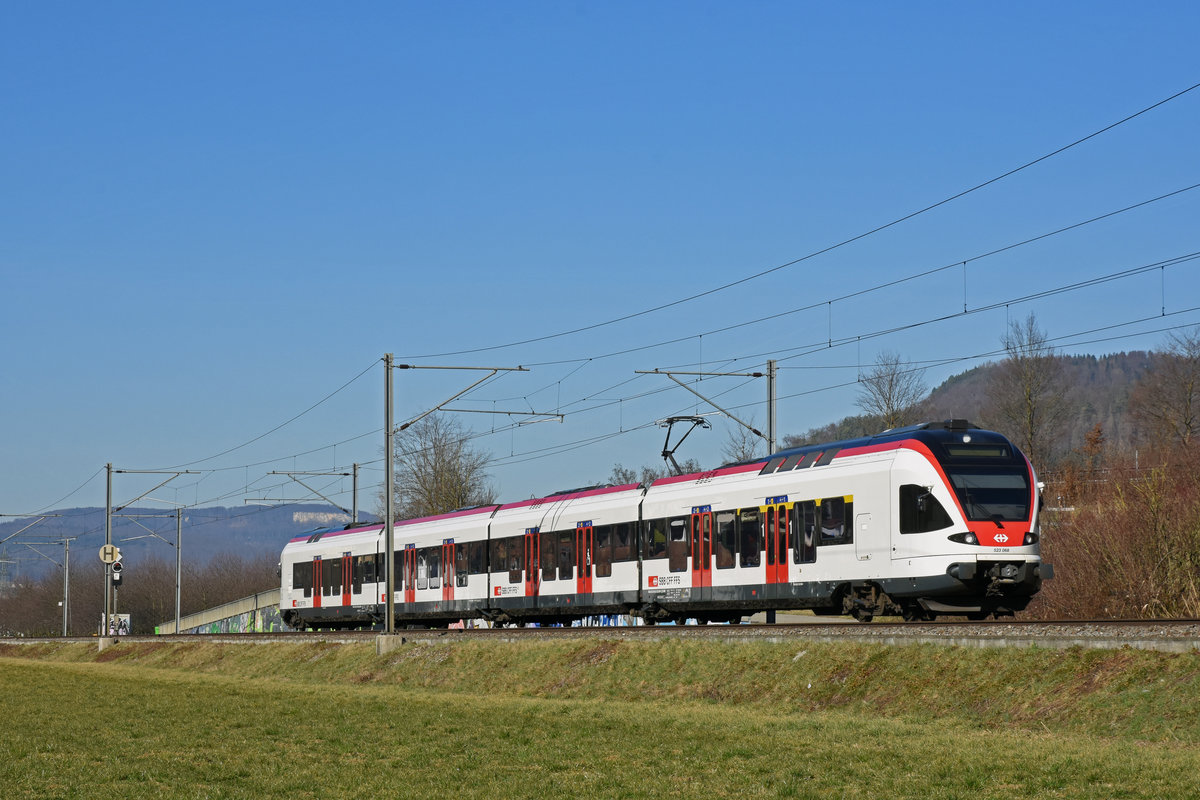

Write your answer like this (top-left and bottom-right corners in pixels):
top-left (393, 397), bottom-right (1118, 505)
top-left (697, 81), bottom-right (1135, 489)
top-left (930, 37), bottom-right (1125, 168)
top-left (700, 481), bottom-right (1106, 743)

top-left (884, 426), bottom-right (1051, 619)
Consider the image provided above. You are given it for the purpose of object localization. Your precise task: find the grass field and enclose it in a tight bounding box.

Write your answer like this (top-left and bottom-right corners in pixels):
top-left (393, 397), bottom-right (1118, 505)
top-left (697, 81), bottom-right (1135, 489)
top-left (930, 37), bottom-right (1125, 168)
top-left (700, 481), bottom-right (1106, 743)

top-left (3, 638), bottom-right (1199, 798)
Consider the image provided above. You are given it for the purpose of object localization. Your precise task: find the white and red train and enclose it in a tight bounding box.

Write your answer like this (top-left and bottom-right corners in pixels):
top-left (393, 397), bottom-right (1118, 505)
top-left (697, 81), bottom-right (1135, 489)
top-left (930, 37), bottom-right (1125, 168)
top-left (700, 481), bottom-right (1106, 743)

top-left (279, 420), bottom-right (1052, 628)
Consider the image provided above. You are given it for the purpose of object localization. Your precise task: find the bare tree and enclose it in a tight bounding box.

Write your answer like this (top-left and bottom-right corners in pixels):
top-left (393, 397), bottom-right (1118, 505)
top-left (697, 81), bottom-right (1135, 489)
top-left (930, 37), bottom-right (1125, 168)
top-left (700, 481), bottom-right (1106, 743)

top-left (855, 350), bottom-right (928, 430)
top-left (722, 416), bottom-right (765, 463)
top-left (607, 459), bottom-right (703, 487)
top-left (384, 413), bottom-right (497, 520)
top-left (983, 313), bottom-right (1069, 468)
top-left (1129, 327), bottom-right (1200, 448)
top-left (608, 464), bottom-right (639, 485)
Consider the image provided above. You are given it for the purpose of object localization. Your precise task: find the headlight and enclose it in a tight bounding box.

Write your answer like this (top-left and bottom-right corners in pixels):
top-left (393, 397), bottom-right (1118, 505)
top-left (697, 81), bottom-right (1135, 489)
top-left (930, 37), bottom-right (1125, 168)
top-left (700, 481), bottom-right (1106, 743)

top-left (948, 532), bottom-right (978, 545)
top-left (1023, 532), bottom-right (1039, 545)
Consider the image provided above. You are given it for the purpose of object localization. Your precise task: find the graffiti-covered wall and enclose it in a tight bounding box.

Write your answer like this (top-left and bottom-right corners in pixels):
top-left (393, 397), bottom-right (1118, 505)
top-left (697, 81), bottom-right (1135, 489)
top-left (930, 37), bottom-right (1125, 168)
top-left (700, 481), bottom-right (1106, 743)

top-left (182, 604), bottom-right (292, 634)
top-left (156, 589), bottom-right (289, 634)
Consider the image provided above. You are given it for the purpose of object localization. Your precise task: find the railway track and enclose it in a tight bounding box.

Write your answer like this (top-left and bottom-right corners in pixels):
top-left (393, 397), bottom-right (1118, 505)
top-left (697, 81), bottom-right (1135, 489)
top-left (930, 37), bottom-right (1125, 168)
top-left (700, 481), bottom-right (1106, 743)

top-left (5, 618), bottom-right (1200, 653)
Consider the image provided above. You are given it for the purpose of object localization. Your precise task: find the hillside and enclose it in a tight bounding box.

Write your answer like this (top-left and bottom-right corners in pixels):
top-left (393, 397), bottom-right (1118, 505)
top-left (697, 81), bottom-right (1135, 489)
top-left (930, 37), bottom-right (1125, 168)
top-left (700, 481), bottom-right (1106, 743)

top-left (787, 351), bottom-right (1155, 454)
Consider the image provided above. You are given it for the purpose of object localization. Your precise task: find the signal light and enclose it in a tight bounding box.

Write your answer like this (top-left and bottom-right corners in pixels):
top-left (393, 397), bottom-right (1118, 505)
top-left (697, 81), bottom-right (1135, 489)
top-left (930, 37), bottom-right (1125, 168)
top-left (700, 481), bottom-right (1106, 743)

top-left (112, 561), bottom-right (123, 585)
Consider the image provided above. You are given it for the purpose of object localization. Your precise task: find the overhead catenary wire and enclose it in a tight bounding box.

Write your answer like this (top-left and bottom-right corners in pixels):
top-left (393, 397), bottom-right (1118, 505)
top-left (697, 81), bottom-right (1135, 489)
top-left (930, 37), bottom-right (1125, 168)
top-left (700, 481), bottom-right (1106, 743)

top-left (14, 109), bottom-right (1200, 523)
top-left (400, 82), bottom-right (1200, 360)
top-left (47, 180), bottom-right (1193, 511)
top-left (466, 181), bottom-right (1200, 374)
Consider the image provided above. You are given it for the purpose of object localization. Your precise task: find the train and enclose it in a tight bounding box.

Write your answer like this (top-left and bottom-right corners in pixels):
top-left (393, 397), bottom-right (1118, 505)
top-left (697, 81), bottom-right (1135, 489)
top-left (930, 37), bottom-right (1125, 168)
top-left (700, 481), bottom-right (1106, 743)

top-left (279, 419), bottom-right (1052, 629)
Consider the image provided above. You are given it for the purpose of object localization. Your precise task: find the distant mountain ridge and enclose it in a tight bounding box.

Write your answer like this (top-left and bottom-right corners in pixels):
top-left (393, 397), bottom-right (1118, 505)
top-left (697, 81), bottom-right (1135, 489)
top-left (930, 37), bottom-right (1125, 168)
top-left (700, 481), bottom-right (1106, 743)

top-left (0, 504), bottom-right (377, 582)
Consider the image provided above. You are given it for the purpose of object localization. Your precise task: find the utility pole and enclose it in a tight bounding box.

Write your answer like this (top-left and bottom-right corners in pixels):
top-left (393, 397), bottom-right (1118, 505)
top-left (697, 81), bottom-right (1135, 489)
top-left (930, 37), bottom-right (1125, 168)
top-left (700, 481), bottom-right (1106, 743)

top-left (767, 359), bottom-right (777, 455)
top-left (175, 508), bottom-right (181, 633)
top-left (384, 353), bottom-right (395, 634)
top-left (63, 537), bottom-right (71, 636)
top-left (105, 463), bottom-right (112, 637)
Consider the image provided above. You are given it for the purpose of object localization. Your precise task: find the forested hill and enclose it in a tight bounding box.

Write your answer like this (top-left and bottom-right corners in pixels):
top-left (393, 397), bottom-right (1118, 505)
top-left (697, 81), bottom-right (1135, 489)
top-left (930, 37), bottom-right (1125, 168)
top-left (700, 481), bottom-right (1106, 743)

top-left (0, 504), bottom-right (376, 581)
top-left (788, 351), bottom-right (1155, 453)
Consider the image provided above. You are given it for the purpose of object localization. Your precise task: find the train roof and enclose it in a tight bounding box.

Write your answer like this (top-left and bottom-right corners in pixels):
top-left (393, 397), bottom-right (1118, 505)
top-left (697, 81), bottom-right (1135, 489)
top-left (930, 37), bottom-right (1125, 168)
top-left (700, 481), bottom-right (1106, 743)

top-left (744, 419), bottom-right (1021, 468)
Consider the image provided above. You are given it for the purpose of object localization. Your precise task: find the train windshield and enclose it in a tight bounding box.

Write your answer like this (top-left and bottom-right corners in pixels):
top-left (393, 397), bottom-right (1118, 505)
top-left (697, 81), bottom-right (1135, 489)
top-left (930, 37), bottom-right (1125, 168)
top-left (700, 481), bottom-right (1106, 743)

top-left (945, 468), bottom-right (1030, 522)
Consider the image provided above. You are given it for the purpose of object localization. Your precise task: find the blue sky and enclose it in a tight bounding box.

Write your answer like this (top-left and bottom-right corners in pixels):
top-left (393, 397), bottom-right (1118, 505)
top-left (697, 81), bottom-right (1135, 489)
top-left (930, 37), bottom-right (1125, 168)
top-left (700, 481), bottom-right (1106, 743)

top-left (2, 2), bottom-right (1198, 524)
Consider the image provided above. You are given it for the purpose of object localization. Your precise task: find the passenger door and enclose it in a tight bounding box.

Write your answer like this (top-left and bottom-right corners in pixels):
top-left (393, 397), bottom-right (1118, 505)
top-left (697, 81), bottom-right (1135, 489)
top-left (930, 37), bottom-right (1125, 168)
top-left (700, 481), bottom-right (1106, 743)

top-left (765, 503), bottom-right (790, 584)
top-left (312, 556), bottom-right (322, 609)
top-left (575, 524), bottom-right (593, 596)
top-left (441, 540), bottom-right (455, 602)
top-left (690, 510), bottom-right (712, 589)
top-left (524, 529), bottom-right (540, 599)
top-left (341, 553), bottom-right (351, 606)
top-left (403, 546), bottom-right (416, 604)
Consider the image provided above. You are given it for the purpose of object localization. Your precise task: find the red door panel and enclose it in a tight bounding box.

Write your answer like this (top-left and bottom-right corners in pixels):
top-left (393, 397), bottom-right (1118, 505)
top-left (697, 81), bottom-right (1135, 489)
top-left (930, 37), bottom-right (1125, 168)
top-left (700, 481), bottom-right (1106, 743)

top-left (767, 505), bottom-right (790, 584)
top-left (690, 512), bottom-right (712, 589)
top-left (341, 554), bottom-right (351, 606)
top-left (576, 525), bottom-right (593, 595)
top-left (403, 547), bottom-right (416, 604)
top-left (524, 530), bottom-right (540, 598)
top-left (442, 541), bottom-right (455, 602)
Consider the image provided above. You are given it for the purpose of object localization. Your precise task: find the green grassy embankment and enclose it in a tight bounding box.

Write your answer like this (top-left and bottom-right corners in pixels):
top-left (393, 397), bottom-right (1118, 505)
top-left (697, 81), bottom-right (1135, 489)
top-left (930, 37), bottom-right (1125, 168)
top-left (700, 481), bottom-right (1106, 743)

top-left (3, 638), bottom-right (1199, 799)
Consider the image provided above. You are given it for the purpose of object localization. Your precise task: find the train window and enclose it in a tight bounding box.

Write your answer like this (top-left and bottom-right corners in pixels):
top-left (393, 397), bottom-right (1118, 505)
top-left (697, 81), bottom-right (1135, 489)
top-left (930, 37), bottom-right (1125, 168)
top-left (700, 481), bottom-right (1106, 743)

top-left (765, 507), bottom-right (776, 567)
top-left (558, 531), bottom-right (575, 581)
top-left (780, 454), bottom-right (804, 471)
top-left (739, 509), bottom-right (761, 567)
top-left (492, 538), bottom-right (506, 574)
top-left (467, 541), bottom-right (486, 575)
top-left (293, 562), bottom-right (312, 598)
top-left (899, 484), bottom-right (954, 534)
top-left (351, 556), bottom-right (364, 594)
top-left (667, 517), bottom-right (689, 573)
top-left (797, 452), bottom-right (819, 469)
top-left (541, 533), bottom-right (557, 581)
top-left (456, 545), bottom-right (469, 587)
top-left (395, 550), bottom-right (405, 592)
top-left (644, 518), bottom-right (668, 560)
top-left (794, 501), bottom-right (816, 564)
top-left (817, 498), bottom-right (853, 546)
top-left (428, 547), bottom-right (441, 589)
top-left (715, 511), bottom-right (736, 569)
top-left (595, 525), bottom-right (613, 578)
top-left (613, 522), bottom-right (634, 562)
top-left (777, 506), bottom-right (791, 567)
top-left (507, 536), bottom-right (523, 584)
top-left (946, 469), bottom-right (1030, 522)
top-left (416, 552), bottom-right (428, 590)
top-left (945, 444), bottom-right (1009, 458)
top-left (322, 558), bottom-right (339, 596)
